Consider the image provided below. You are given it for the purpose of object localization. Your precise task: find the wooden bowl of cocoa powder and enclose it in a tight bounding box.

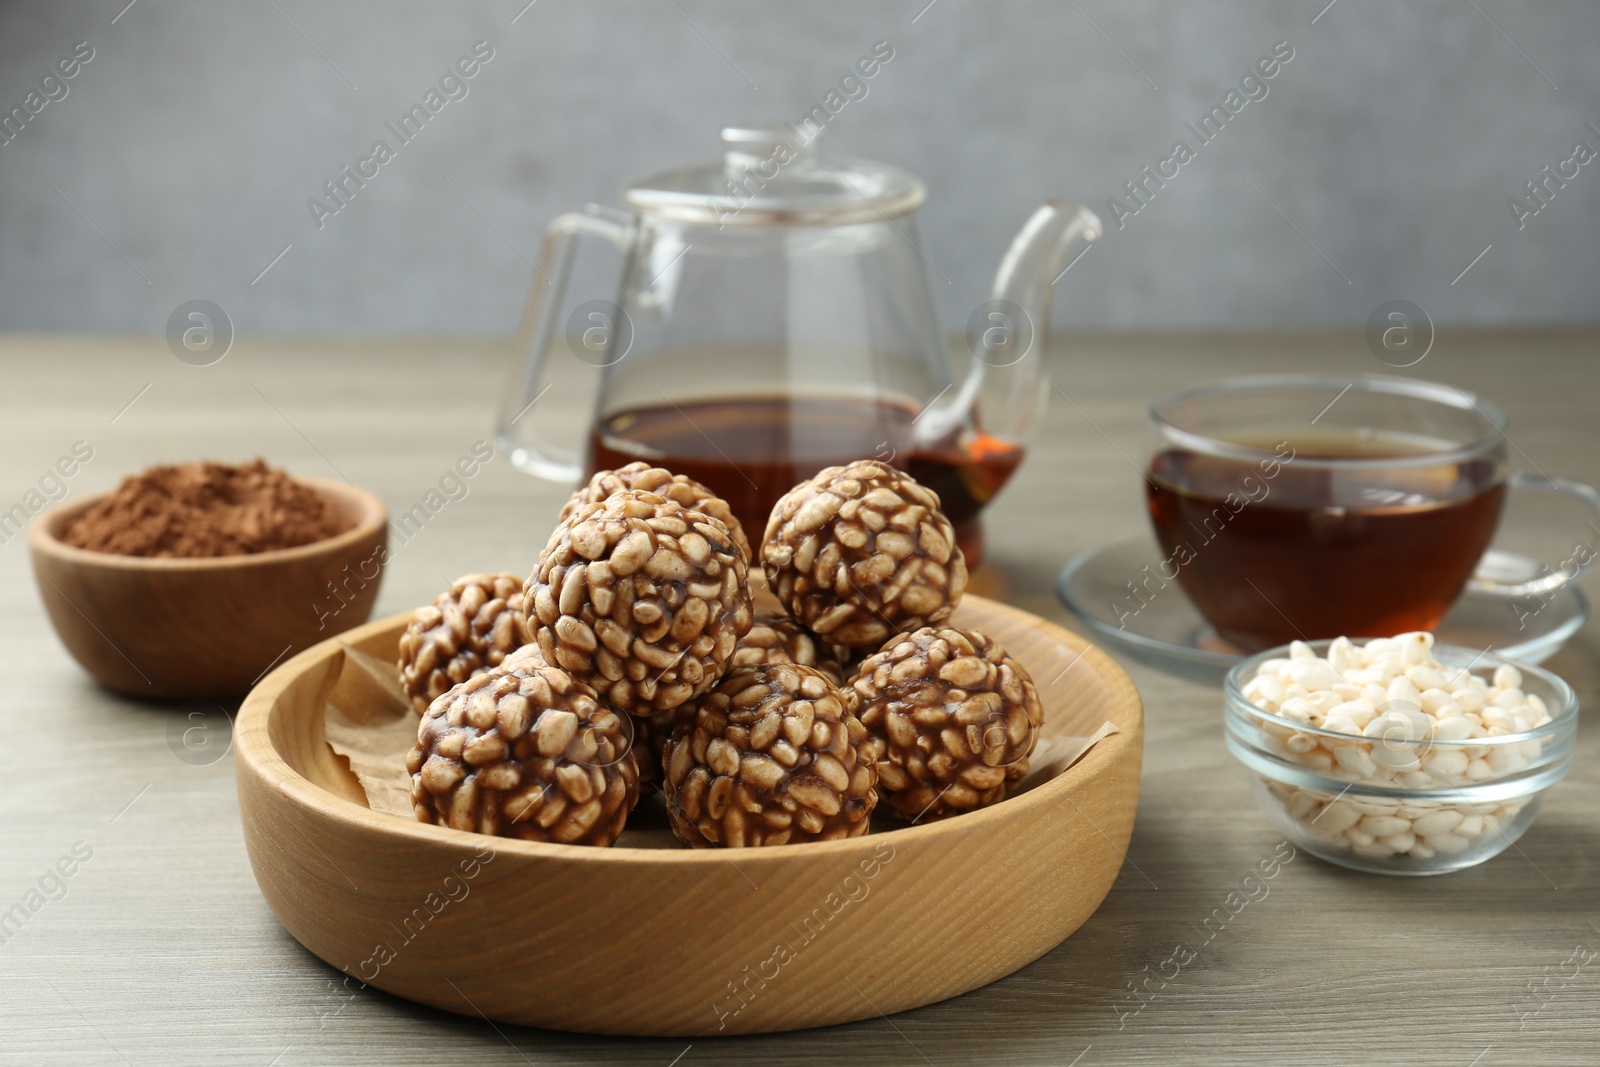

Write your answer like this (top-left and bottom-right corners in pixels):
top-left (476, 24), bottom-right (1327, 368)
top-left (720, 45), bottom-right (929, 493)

top-left (30, 461), bottom-right (387, 699)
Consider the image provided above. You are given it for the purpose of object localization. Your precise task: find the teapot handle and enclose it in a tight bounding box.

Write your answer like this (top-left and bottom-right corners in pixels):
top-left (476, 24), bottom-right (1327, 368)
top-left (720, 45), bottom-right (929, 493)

top-left (495, 204), bottom-right (637, 483)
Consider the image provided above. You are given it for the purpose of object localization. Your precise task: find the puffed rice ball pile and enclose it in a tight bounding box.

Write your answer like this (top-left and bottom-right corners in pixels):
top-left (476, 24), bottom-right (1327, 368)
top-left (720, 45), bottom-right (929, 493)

top-left (1244, 632), bottom-right (1554, 861)
top-left (401, 460), bottom-right (1052, 848)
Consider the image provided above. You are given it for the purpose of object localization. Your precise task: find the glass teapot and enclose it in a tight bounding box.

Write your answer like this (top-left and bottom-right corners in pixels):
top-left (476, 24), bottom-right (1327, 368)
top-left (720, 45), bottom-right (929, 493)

top-left (496, 122), bottom-right (1101, 565)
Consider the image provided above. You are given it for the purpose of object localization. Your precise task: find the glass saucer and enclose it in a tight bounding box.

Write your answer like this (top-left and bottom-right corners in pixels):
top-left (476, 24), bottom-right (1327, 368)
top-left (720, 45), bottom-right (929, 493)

top-left (1056, 538), bottom-right (1589, 684)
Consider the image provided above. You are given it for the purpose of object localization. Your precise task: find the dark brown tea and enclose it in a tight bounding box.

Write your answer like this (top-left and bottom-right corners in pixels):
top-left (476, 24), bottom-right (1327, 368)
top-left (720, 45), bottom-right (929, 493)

top-left (1145, 430), bottom-right (1505, 651)
top-left (586, 395), bottom-right (1023, 565)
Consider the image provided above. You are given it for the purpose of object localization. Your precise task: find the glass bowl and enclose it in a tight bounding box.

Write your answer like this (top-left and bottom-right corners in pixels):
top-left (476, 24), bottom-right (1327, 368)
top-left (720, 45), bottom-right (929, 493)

top-left (1224, 640), bottom-right (1578, 876)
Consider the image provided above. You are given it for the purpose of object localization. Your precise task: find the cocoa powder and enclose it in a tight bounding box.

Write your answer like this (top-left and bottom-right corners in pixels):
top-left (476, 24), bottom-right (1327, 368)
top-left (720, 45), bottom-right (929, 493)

top-left (62, 459), bottom-right (351, 558)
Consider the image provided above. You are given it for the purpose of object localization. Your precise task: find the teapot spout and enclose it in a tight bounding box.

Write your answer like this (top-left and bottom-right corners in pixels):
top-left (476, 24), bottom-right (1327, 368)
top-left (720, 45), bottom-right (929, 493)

top-left (992, 200), bottom-right (1102, 335)
top-left (914, 201), bottom-right (1101, 449)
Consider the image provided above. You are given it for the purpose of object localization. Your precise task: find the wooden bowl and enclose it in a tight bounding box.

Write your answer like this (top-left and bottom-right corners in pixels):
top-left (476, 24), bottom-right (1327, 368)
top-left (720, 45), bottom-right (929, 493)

top-left (30, 477), bottom-right (387, 700)
top-left (235, 597), bottom-right (1144, 1036)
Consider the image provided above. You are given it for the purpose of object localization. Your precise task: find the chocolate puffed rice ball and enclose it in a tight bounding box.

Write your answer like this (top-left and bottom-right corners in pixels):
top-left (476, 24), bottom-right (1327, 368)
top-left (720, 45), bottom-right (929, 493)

top-left (407, 659), bottom-right (640, 845)
top-left (846, 627), bottom-right (1044, 822)
top-left (761, 460), bottom-right (967, 649)
top-left (397, 572), bottom-right (531, 714)
top-left (526, 489), bottom-right (753, 716)
top-left (663, 663), bottom-right (877, 847)
top-left (730, 610), bottom-right (846, 686)
top-left (560, 461), bottom-right (751, 563)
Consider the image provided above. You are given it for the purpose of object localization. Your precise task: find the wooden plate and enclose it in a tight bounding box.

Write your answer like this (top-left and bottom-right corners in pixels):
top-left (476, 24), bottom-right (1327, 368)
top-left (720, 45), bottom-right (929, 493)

top-left (234, 596), bottom-right (1143, 1036)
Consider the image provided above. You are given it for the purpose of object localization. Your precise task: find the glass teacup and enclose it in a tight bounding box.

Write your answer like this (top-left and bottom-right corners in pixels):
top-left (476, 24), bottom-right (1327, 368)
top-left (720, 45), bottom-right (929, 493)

top-left (1143, 375), bottom-right (1599, 651)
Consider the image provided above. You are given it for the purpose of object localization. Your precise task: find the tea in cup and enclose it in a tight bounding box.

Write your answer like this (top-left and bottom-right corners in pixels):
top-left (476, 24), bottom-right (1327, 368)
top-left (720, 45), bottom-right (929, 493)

top-left (1143, 376), bottom-right (1598, 651)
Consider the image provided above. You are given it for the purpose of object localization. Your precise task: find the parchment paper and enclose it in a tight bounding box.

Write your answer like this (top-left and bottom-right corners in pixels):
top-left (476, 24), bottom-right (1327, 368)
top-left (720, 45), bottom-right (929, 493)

top-left (323, 642), bottom-right (420, 819)
top-left (1015, 720), bottom-right (1120, 793)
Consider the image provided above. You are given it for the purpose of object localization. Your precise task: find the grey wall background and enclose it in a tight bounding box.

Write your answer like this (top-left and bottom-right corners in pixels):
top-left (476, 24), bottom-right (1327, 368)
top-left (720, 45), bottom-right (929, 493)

top-left (0, 0), bottom-right (1595, 337)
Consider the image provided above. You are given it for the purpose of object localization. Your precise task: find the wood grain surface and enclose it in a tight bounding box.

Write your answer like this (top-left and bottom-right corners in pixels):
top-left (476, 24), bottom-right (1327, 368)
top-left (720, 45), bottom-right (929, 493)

top-left (1, 333), bottom-right (1596, 1065)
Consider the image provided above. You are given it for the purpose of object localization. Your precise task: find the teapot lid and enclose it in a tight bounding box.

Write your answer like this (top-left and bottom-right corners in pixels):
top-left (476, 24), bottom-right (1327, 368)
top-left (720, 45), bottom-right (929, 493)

top-left (623, 122), bottom-right (925, 226)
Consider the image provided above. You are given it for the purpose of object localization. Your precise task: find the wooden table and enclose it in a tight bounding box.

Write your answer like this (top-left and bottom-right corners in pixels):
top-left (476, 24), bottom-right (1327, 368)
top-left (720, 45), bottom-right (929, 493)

top-left (2, 332), bottom-right (1595, 1066)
